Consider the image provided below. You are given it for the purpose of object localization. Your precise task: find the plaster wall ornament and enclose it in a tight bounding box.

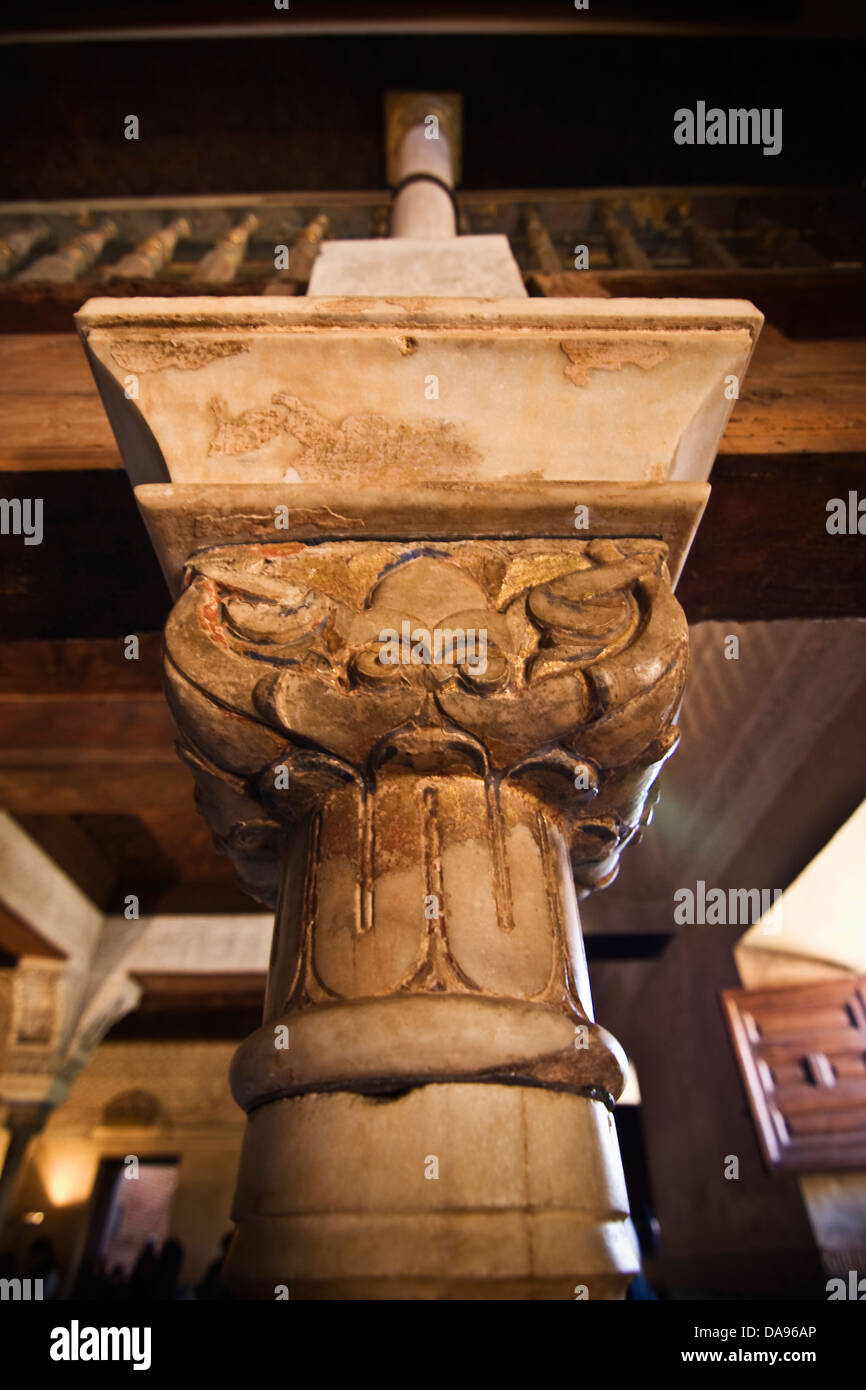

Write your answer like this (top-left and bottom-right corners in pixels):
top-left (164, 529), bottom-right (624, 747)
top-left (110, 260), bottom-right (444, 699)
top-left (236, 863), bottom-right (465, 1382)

top-left (77, 288), bottom-right (761, 1297)
top-left (0, 957), bottom-right (142, 1107)
top-left (0, 956), bottom-right (141, 1225)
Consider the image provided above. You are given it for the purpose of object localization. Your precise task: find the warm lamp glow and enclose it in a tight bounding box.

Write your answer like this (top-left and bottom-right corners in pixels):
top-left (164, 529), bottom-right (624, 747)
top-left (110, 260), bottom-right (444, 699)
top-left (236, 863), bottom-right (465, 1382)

top-left (35, 1140), bottom-right (98, 1207)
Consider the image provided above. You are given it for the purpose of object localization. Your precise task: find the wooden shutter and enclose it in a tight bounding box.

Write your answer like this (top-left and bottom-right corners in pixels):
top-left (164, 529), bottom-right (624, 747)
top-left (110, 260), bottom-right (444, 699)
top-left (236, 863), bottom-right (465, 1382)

top-left (722, 978), bottom-right (866, 1172)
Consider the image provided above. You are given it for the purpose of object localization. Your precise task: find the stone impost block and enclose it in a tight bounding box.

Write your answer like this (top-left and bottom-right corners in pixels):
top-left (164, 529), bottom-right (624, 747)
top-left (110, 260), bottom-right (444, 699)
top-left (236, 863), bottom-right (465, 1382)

top-left (76, 296), bottom-right (761, 490)
top-left (307, 236), bottom-right (526, 294)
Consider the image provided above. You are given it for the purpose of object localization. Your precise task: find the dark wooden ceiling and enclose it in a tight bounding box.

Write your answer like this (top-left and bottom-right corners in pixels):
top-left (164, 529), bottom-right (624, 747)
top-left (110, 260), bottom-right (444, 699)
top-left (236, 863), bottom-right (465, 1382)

top-left (1, 18), bottom-right (864, 201)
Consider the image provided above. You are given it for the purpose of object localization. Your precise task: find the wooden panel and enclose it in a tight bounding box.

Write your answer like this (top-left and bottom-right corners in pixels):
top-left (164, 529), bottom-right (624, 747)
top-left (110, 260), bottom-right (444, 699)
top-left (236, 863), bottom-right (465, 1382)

top-left (529, 268), bottom-right (866, 339)
top-left (0, 695), bottom-right (177, 769)
top-left (0, 330), bottom-right (118, 467)
top-left (0, 692), bottom-right (189, 811)
top-left (679, 452), bottom-right (866, 621)
top-left (107, 1006), bottom-right (263, 1042)
top-left (131, 971), bottom-right (266, 1006)
top-left (0, 763), bottom-right (194, 813)
top-left (722, 978), bottom-right (866, 1172)
top-left (722, 327), bottom-right (866, 456)
top-left (0, 636), bottom-right (163, 693)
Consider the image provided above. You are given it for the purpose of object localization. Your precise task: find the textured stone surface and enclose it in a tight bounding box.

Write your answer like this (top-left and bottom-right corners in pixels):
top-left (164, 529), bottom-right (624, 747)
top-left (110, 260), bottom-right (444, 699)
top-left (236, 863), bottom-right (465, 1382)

top-left (165, 537), bottom-right (686, 913)
top-left (225, 1083), bottom-right (638, 1299)
top-left (76, 296), bottom-right (761, 488)
top-left (135, 477), bottom-right (709, 597)
top-left (157, 533), bottom-right (686, 1130)
top-left (308, 236), bottom-right (526, 294)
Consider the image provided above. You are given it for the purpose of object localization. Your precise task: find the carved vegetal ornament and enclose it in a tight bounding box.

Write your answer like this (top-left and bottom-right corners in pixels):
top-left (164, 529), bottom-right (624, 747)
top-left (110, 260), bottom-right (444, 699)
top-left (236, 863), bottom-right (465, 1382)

top-left (165, 536), bottom-right (685, 1105)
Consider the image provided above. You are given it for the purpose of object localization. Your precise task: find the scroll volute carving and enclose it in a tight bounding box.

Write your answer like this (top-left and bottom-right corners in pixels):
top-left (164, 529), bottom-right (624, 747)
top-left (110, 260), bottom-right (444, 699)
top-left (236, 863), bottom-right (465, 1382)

top-left (165, 535), bottom-right (685, 936)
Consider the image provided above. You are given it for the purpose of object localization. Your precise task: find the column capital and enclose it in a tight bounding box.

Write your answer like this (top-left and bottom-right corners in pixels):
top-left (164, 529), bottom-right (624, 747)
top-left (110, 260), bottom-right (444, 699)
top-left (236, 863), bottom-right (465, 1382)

top-left (167, 534), bottom-right (686, 907)
top-left (164, 534), bottom-right (685, 1108)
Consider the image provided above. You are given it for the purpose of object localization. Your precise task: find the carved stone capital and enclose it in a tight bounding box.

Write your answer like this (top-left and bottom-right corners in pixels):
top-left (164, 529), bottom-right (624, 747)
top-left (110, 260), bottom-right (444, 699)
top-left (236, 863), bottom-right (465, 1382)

top-left (78, 291), bottom-right (761, 1298)
top-left (164, 535), bottom-right (686, 1106)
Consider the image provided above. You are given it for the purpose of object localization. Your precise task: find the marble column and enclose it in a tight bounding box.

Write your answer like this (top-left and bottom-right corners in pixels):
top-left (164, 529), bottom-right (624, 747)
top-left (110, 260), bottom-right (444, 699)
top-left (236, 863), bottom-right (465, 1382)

top-left (0, 1102), bottom-right (51, 1229)
top-left (160, 533), bottom-right (688, 1297)
top-left (78, 249), bottom-right (760, 1295)
top-left (385, 90), bottom-right (460, 238)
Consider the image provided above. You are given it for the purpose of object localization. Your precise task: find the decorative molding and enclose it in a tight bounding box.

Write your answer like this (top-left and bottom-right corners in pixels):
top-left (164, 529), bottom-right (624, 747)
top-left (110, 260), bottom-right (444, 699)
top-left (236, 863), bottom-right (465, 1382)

top-left (0, 959), bottom-right (141, 1108)
top-left (7, 957), bottom-right (65, 1052)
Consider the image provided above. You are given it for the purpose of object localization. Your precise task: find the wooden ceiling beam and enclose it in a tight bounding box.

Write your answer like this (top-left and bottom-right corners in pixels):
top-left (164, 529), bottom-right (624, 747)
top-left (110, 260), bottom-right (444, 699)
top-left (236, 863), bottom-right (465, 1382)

top-left (0, 763), bottom-right (194, 814)
top-left (2, 321), bottom-right (865, 474)
top-left (1, 452), bottom-right (864, 640)
top-left (0, 321), bottom-right (864, 642)
top-left (681, 452), bottom-right (866, 622)
top-left (528, 268), bottom-right (866, 339)
top-left (0, 635), bottom-right (163, 694)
